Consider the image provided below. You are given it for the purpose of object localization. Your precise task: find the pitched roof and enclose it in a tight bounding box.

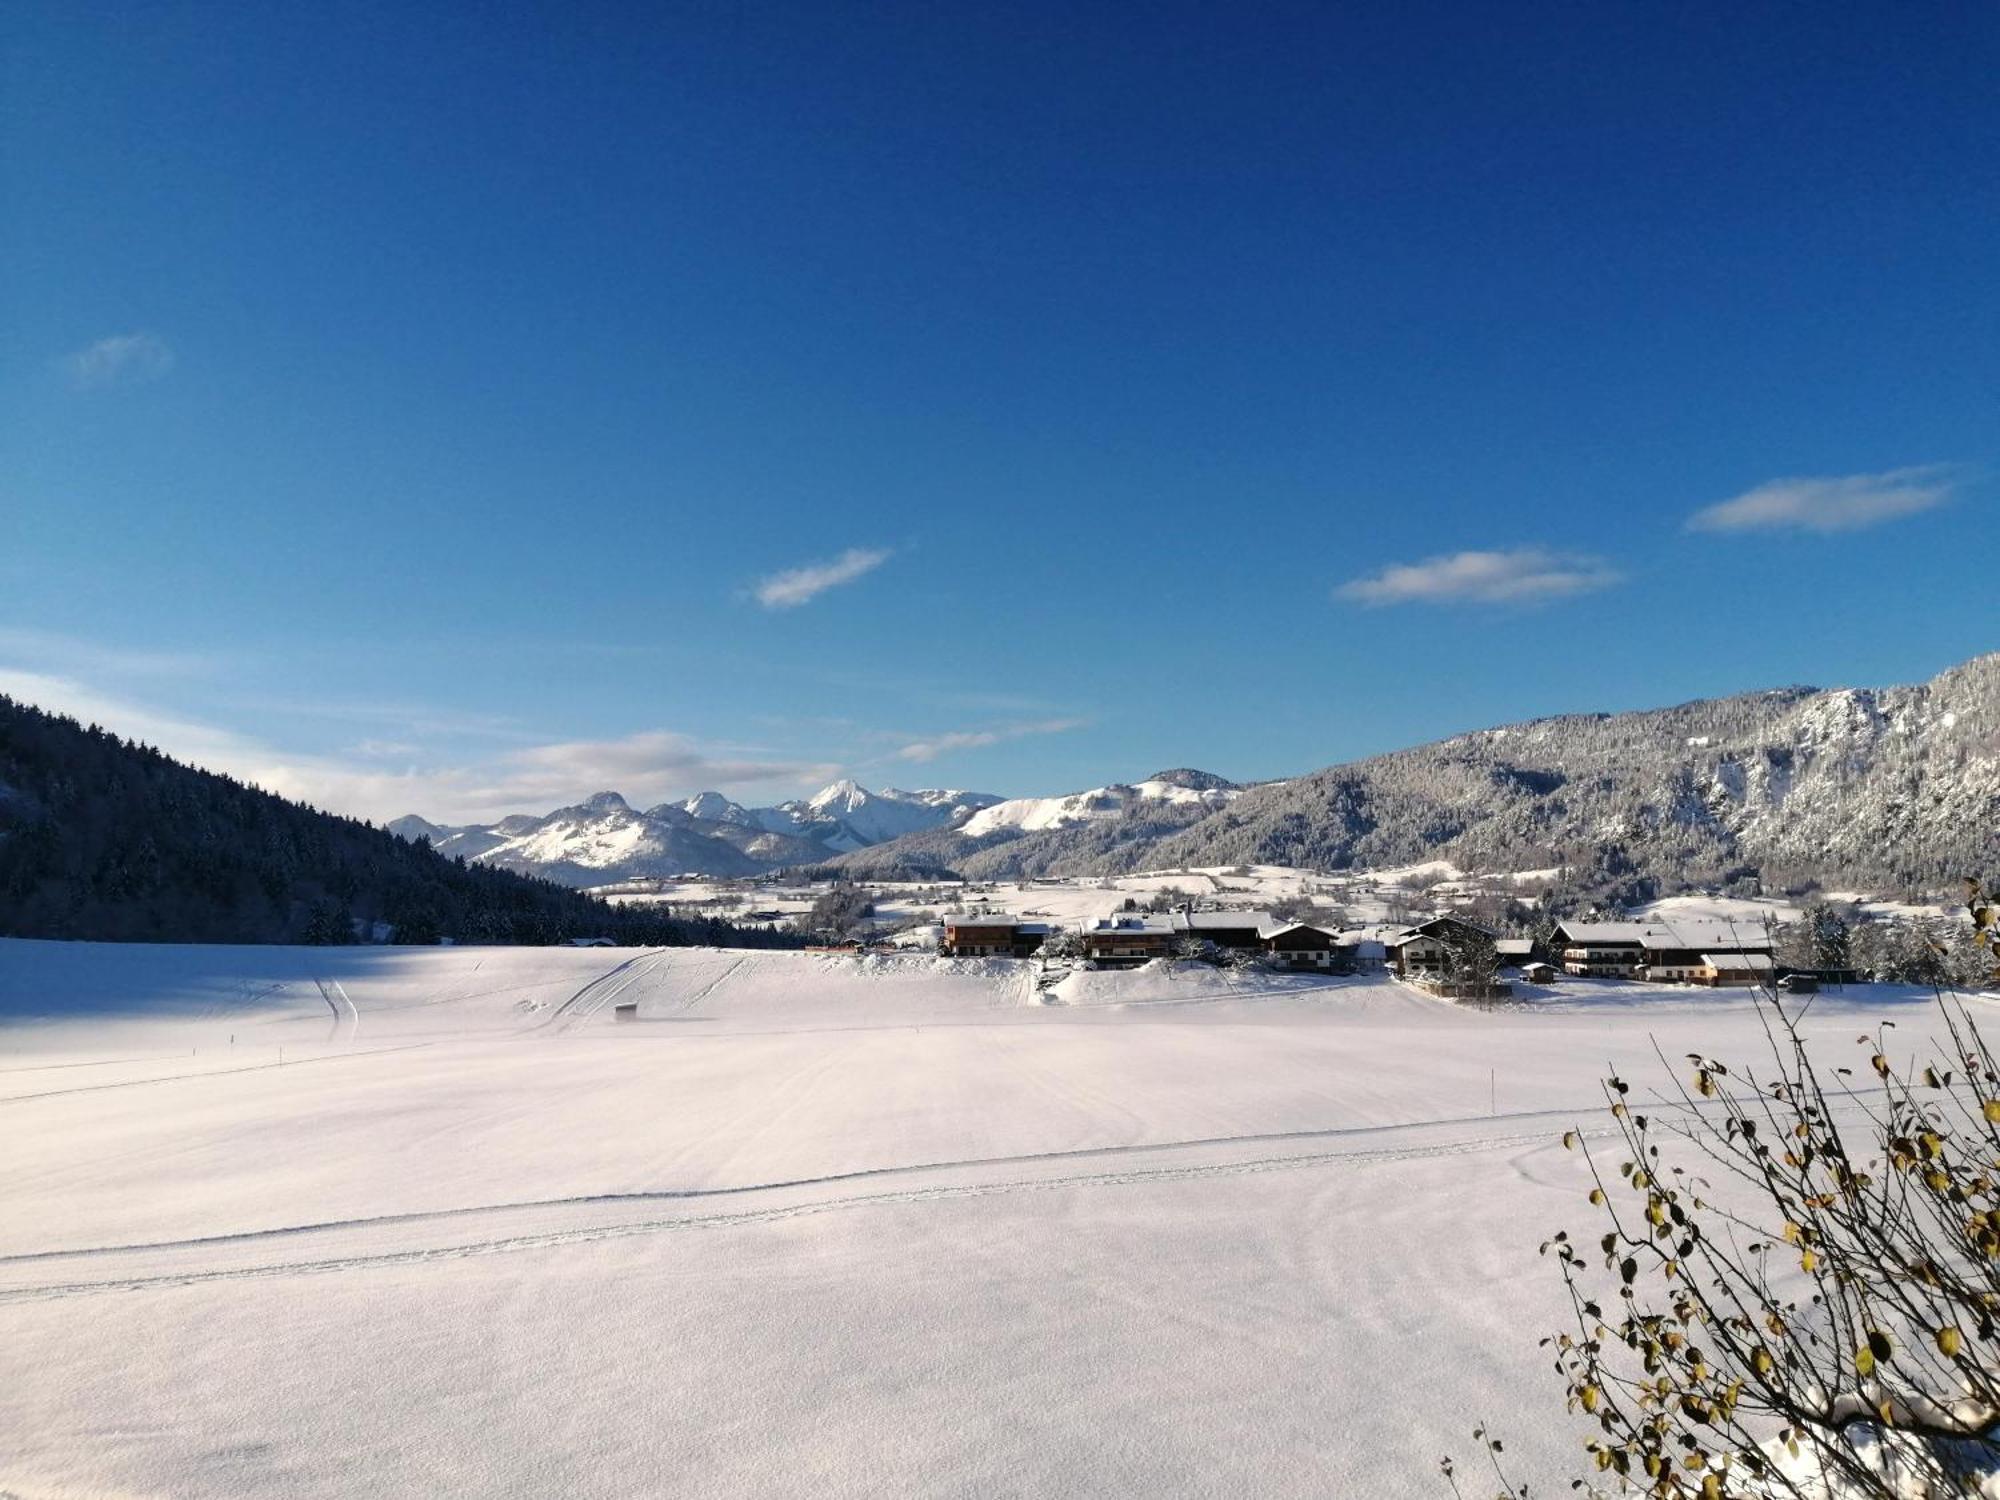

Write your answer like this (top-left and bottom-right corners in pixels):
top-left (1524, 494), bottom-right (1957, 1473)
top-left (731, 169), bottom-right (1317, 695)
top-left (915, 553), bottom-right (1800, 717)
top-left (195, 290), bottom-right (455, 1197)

top-left (1554, 921), bottom-right (1654, 944)
top-left (1257, 920), bottom-right (1336, 941)
top-left (1641, 927), bottom-right (1771, 952)
top-left (1390, 916), bottom-right (1499, 943)
top-left (1182, 910), bottom-right (1273, 930)
top-left (1086, 915), bottom-right (1178, 936)
top-left (1702, 952), bottom-right (1774, 970)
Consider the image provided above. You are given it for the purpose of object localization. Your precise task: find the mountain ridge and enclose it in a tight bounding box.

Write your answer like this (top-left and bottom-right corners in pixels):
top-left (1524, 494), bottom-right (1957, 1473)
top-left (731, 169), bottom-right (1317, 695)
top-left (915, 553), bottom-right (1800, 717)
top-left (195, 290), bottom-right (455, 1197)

top-left (816, 655), bottom-right (2000, 894)
top-left (393, 781), bottom-right (1004, 886)
top-left (390, 655), bottom-right (1999, 894)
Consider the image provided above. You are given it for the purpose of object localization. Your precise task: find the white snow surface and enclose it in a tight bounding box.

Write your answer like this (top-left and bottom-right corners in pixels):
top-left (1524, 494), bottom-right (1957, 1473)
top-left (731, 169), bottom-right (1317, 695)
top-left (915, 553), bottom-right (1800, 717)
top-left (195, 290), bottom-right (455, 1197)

top-left (754, 780), bottom-right (1000, 845)
top-left (0, 938), bottom-right (1977, 1498)
top-left (960, 778), bottom-right (1241, 836)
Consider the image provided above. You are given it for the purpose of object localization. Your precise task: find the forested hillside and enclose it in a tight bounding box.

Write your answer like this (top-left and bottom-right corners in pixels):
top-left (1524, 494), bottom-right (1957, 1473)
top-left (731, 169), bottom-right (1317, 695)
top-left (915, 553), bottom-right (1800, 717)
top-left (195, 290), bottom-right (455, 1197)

top-left (0, 696), bottom-right (798, 947)
top-left (822, 654), bottom-right (2000, 896)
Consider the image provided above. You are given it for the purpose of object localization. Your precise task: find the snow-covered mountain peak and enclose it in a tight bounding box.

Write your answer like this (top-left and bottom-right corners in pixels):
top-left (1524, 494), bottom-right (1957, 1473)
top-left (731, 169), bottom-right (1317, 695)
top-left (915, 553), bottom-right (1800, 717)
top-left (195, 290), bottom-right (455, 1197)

top-left (398, 780), bottom-right (1003, 883)
top-left (670, 791), bottom-right (753, 825)
top-left (1144, 768), bottom-right (1239, 792)
top-left (806, 779), bottom-right (869, 813)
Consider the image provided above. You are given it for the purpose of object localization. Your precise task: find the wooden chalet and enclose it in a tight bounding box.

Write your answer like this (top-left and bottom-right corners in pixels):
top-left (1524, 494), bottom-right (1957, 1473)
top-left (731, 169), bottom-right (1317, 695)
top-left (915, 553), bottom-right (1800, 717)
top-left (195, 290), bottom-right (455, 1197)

top-left (1258, 921), bottom-right (1340, 970)
top-left (1553, 921), bottom-right (1774, 981)
top-left (1081, 914), bottom-right (1179, 966)
top-left (1386, 916), bottom-right (1499, 977)
top-left (941, 915), bottom-right (1050, 958)
top-left (1638, 931), bottom-right (1771, 982)
top-left (1551, 921), bottom-right (1652, 977)
top-left (1178, 910), bottom-right (1273, 950)
top-left (1694, 952), bottom-right (1774, 987)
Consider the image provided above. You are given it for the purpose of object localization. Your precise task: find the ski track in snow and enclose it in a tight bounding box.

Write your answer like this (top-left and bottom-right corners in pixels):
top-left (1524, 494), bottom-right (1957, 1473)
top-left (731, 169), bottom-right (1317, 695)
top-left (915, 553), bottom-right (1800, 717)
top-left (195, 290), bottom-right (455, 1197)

top-left (0, 1109), bottom-right (1608, 1302)
top-left (665, 953), bottom-right (749, 1016)
top-left (531, 948), bottom-right (667, 1034)
top-left (312, 976), bottom-right (361, 1041)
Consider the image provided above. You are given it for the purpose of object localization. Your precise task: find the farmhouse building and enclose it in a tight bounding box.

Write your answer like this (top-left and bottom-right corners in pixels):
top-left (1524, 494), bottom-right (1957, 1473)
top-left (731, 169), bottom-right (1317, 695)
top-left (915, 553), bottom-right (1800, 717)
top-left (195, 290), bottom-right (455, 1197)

top-left (1178, 910), bottom-right (1273, 949)
top-left (1385, 916), bottom-right (1499, 977)
top-left (1551, 921), bottom-right (1653, 977)
top-left (1695, 952), bottom-right (1775, 986)
top-left (1258, 921), bottom-right (1340, 970)
top-left (942, 915), bottom-right (1050, 958)
top-left (1081, 915), bottom-right (1180, 966)
top-left (1551, 920), bottom-right (1775, 981)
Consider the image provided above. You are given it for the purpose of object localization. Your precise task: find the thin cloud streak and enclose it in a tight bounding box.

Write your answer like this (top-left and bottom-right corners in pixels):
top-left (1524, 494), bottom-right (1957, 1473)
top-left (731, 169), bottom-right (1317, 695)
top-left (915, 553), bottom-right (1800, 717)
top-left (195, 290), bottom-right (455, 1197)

top-left (895, 718), bottom-right (1088, 763)
top-left (1337, 548), bottom-right (1622, 606)
top-left (63, 332), bottom-right (175, 389)
top-left (1687, 465), bottom-right (1963, 533)
top-left (753, 547), bottom-right (891, 608)
top-left (0, 627), bottom-right (228, 680)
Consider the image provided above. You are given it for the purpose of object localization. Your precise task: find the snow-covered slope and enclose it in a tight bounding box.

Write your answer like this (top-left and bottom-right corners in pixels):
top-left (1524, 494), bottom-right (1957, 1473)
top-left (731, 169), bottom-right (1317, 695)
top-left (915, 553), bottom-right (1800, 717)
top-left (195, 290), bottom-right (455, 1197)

top-left (469, 792), bottom-right (765, 883)
top-left (962, 775), bottom-right (1242, 837)
top-left (668, 791), bottom-right (759, 827)
top-left (0, 937), bottom-right (1969, 1499)
top-left (395, 655), bottom-right (2000, 892)
top-left (1150, 652), bottom-right (2000, 892)
top-left (788, 780), bottom-right (1001, 847)
top-left (820, 655), bottom-right (2000, 892)
top-left (819, 770), bottom-right (1251, 881)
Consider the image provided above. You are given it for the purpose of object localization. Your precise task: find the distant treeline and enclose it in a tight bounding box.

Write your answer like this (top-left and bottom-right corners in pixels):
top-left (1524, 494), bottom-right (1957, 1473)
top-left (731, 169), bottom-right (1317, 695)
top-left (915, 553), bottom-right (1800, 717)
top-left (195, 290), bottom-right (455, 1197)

top-left (0, 695), bottom-right (804, 949)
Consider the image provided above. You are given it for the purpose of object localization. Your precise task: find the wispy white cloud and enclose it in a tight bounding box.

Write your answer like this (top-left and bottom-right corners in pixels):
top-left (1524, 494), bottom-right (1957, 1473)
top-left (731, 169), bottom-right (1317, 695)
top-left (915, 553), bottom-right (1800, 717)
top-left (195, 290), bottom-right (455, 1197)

top-left (0, 669), bottom-right (841, 824)
top-left (62, 332), bottom-right (175, 390)
top-left (1337, 547), bottom-right (1622, 607)
top-left (895, 718), bottom-right (1087, 763)
top-left (1687, 464), bottom-right (1963, 534)
top-left (494, 731), bottom-right (839, 811)
top-left (0, 627), bottom-right (223, 680)
top-left (752, 547), bottom-right (891, 609)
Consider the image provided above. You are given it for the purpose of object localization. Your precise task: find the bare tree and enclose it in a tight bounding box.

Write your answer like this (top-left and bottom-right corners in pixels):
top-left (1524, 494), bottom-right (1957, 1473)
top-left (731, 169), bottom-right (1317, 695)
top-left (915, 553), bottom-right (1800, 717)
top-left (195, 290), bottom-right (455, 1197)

top-left (1446, 880), bottom-right (2000, 1499)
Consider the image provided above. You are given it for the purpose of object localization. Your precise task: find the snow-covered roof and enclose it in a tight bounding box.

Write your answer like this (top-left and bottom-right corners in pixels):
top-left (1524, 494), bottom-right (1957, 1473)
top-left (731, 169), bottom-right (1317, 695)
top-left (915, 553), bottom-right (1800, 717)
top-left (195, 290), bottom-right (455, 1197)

top-left (1495, 939), bottom-right (1534, 956)
top-left (945, 913), bottom-right (1021, 928)
top-left (1183, 910), bottom-right (1273, 930)
top-left (1701, 952), bottom-right (1774, 970)
top-left (1085, 915), bottom-right (1178, 936)
top-left (1555, 922), bottom-right (1654, 944)
top-left (1641, 929), bottom-right (1770, 952)
top-left (1257, 921), bottom-right (1336, 941)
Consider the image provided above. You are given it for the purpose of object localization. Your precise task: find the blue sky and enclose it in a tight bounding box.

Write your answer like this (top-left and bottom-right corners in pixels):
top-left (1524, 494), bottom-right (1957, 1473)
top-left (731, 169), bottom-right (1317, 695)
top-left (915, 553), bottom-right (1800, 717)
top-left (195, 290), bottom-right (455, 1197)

top-left (4, 2), bottom-right (1996, 821)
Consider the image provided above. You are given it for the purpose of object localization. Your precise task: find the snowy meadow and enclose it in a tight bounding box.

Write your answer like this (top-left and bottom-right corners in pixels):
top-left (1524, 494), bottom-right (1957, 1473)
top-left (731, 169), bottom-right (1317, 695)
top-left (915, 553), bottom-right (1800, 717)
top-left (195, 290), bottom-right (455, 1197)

top-left (0, 940), bottom-right (1971, 1497)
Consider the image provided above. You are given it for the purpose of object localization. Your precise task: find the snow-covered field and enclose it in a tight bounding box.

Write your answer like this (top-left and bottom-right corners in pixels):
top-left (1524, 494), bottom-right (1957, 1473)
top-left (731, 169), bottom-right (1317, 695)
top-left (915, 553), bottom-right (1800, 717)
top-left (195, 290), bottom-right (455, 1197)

top-left (0, 939), bottom-right (1971, 1497)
